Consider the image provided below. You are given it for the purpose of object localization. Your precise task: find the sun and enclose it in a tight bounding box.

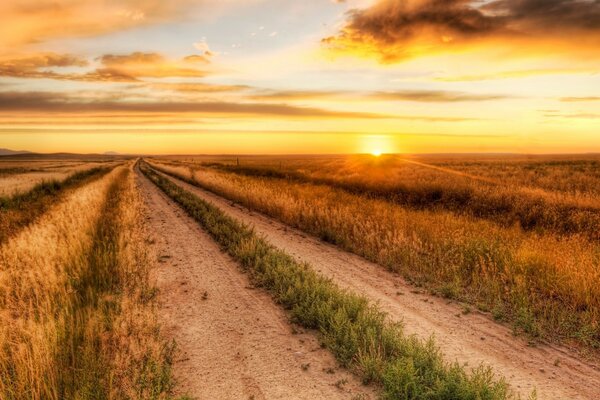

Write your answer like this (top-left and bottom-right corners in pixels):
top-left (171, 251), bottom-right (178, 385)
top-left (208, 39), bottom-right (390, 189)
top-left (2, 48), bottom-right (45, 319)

top-left (361, 135), bottom-right (394, 157)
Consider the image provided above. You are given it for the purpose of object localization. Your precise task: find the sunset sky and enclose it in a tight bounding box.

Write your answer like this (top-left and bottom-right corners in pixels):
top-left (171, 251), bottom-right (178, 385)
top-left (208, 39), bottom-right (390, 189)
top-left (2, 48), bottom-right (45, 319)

top-left (1, 0), bottom-right (599, 154)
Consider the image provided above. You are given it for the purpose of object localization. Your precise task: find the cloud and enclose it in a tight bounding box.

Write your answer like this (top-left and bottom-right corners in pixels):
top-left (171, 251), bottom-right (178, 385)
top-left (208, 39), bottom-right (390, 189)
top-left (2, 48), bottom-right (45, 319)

top-left (323, 0), bottom-right (600, 62)
top-left (183, 55), bottom-right (212, 64)
top-left (560, 96), bottom-right (600, 102)
top-left (0, 53), bottom-right (88, 79)
top-left (249, 89), bottom-right (508, 102)
top-left (150, 82), bottom-right (251, 93)
top-left (96, 52), bottom-right (208, 79)
top-left (0, 90), bottom-right (389, 119)
top-left (543, 111), bottom-right (600, 119)
top-left (248, 90), bottom-right (345, 101)
top-left (0, 51), bottom-right (209, 82)
top-left (367, 90), bottom-right (509, 102)
top-left (0, 1), bottom-right (246, 51)
top-left (434, 68), bottom-right (598, 82)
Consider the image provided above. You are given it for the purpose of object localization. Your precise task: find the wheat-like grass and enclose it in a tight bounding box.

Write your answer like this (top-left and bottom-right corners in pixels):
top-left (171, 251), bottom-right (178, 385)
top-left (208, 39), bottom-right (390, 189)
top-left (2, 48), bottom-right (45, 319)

top-left (0, 166), bottom-right (122, 397)
top-left (149, 159), bottom-right (600, 348)
top-left (0, 162), bottom-right (120, 198)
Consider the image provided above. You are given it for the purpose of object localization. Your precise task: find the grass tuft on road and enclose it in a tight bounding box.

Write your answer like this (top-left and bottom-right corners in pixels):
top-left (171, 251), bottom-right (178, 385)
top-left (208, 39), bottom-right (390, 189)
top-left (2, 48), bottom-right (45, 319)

top-left (141, 162), bottom-right (513, 400)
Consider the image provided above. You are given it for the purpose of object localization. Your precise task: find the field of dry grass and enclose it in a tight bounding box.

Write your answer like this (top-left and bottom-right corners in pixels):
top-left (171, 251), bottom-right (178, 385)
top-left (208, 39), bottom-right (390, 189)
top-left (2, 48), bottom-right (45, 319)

top-left (150, 155), bottom-right (600, 351)
top-left (0, 161), bottom-right (175, 399)
top-left (2, 152), bottom-right (597, 398)
top-left (0, 159), bottom-right (122, 198)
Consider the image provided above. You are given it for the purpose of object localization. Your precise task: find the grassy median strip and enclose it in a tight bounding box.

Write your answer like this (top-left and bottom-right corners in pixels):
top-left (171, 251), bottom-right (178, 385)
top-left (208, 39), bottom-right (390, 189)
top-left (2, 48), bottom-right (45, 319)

top-left (141, 162), bottom-right (512, 400)
top-left (0, 166), bottom-right (114, 244)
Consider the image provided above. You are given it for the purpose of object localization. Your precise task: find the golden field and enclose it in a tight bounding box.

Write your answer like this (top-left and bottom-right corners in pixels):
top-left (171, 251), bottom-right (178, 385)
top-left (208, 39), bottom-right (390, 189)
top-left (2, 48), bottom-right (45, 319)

top-left (150, 155), bottom-right (600, 351)
top-left (0, 160), bottom-right (173, 399)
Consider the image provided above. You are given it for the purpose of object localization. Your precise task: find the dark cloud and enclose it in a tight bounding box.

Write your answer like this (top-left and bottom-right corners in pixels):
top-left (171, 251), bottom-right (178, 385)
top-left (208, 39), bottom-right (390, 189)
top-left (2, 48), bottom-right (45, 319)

top-left (324, 0), bottom-right (600, 62)
top-left (0, 53), bottom-right (88, 79)
top-left (99, 52), bottom-right (164, 66)
top-left (0, 91), bottom-right (388, 119)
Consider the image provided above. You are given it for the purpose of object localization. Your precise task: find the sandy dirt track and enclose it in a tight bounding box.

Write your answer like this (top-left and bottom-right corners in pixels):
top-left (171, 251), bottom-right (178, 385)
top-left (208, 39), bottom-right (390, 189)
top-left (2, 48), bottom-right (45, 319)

top-left (156, 169), bottom-right (600, 400)
top-left (136, 168), bottom-right (373, 399)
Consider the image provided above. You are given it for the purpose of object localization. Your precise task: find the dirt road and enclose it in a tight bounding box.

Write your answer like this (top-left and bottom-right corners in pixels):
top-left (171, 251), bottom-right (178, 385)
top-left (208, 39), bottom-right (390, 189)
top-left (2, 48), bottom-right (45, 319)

top-left (156, 170), bottom-right (600, 400)
top-left (136, 168), bottom-right (373, 399)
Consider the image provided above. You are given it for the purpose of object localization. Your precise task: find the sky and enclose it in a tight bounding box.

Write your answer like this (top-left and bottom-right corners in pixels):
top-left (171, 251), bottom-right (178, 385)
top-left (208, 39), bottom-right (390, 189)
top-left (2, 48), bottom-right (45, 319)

top-left (0, 0), bottom-right (599, 155)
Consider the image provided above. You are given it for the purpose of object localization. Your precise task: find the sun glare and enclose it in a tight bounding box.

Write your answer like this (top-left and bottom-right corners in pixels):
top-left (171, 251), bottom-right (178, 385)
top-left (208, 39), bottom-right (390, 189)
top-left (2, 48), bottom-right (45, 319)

top-left (362, 135), bottom-right (393, 157)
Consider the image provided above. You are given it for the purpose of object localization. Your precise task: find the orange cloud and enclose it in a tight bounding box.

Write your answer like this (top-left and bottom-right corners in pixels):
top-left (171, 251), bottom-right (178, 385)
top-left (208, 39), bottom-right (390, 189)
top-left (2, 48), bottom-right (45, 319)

top-left (97, 52), bottom-right (208, 79)
top-left (0, 51), bottom-right (209, 82)
top-left (0, 53), bottom-right (88, 79)
top-left (323, 0), bottom-right (600, 62)
top-left (0, 1), bottom-right (195, 51)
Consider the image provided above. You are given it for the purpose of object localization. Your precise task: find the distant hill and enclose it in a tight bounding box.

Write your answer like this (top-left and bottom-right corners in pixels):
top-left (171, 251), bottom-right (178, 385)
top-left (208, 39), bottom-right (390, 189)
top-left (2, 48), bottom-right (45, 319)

top-left (0, 148), bottom-right (32, 156)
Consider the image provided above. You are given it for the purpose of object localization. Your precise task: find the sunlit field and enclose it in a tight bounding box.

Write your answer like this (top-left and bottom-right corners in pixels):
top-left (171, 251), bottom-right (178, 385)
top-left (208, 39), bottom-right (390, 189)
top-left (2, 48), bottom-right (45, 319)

top-left (2, 152), bottom-right (600, 399)
top-left (150, 154), bottom-right (600, 351)
top-left (0, 158), bottom-right (122, 198)
top-left (0, 156), bottom-right (175, 399)
top-left (3, 0), bottom-right (600, 397)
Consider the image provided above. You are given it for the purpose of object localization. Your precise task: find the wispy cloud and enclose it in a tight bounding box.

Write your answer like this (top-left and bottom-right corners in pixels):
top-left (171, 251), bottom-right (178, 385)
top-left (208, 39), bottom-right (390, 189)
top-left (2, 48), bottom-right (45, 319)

top-left (249, 89), bottom-right (509, 102)
top-left (367, 90), bottom-right (509, 102)
top-left (0, 51), bottom-right (210, 82)
top-left (0, 90), bottom-right (389, 119)
top-left (560, 96), bottom-right (600, 102)
top-left (0, 1), bottom-right (254, 51)
top-left (435, 68), bottom-right (598, 82)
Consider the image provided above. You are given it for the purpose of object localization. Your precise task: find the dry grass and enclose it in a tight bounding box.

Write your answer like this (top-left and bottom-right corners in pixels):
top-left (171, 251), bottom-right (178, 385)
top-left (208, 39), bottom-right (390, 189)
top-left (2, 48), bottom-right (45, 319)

top-left (0, 166), bottom-right (112, 245)
top-left (179, 155), bottom-right (600, 240)
top-left (0, 163), bottom-right (175, 399)
top-left (0, 161), bottom-right (120, 198)
top-left (149, 159), bottom-right (600, 350)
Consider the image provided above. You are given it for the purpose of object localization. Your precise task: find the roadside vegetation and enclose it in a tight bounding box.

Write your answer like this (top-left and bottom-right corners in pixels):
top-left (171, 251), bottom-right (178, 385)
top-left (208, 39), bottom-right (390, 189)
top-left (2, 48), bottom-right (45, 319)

top-left (0, 164), bottom-right (176, 399)
top-left (148, 159), bottom-right (600, 351)
top-left (0, 166), bottom-right (112, 244)
top-left (141, 161), bottom-right (513, 400)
